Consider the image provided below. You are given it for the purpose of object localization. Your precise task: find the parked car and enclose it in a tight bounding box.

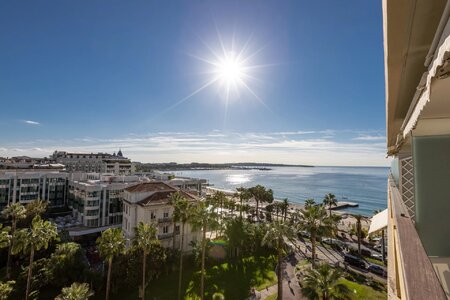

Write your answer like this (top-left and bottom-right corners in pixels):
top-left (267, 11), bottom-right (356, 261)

top-left (344, 254), bottom-right (366, 269)
top-left (368, 264), bottom-right (387, 277)
top-left (299, 231), bottom-right (311, 238)
top-left (371, 252), bottom-right (383, 260)
top-left (322, 238), bottom-right (346, 251)
top-left (361, 248), bottom-right (372, 257)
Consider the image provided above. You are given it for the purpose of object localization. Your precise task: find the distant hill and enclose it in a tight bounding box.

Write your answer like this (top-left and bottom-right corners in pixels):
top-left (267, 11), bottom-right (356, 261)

top-left (134, 162), bottom-right (313, 171)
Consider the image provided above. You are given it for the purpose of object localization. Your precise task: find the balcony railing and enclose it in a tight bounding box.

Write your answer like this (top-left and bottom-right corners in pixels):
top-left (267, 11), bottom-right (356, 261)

top-left (158, 233), bottom-right (173, 240)
top-left (158, 217), bottom-right (171, 223)
top-left (387, 175), bottom-right (446, 299)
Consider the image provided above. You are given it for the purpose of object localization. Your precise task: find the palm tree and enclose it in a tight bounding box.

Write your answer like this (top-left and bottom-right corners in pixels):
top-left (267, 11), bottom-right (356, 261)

top-left (0, 224), bottom-right (11, 249)
top-left (235, 187), bottom-right (251, 219)
top-left (282, 198), bottom-right (289, 221)
top-left (262, 220), bottom-right (295, 300)
top-left (172, 198), bottom-right (192, 300)
top-left (248, 185), bottom-right (274, 222)
top-left (25, 199), bottom-right (49, 217)
top-left (323, 193), bottom-right (337, 216)
top-left (0, 280), bottom-right (15, 300)
top-left (168, 192), bottom-right (184, 250)
top-left (328, 213), bottom-right (342, 246)
top-left (188, 201), bottom-right (218, 300)
top-left (304, 198), bottom-right (315, 209)
top-left (297, 205), bottom-right (332, 267)
top-left (1, 202), bottom-right (26, 279)
top-left (12, 215), bottom-right (58, 300)
top-left (224, 218), bottom-right (248, 257)
top-left (96, 228), bottom-right (126, 300)
top-left (20, 199), bottom-right (49, 228)
top-left (212, 191), bottom-right (226, 235)
top-left (301, 264), bottom-right (351, 300)
top-left (55, 282), bottom-right (94, 300)
top-left (353, 214), bottom-right (365, 256)
top-left (133, 222), bottom-right (159, 300)
top-left (212, 292), bottom-right (225, 300)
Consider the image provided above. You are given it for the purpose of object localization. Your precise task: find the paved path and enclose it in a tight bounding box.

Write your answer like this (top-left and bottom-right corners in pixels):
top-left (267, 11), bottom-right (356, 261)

top-left (258, 252), bottom-right (304, 300)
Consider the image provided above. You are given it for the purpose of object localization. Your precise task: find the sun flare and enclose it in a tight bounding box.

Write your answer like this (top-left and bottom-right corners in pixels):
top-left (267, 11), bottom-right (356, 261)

top-left (214, 52), bottom-right (246, 86)
top-left (162, 32), bottom-right (272, 115)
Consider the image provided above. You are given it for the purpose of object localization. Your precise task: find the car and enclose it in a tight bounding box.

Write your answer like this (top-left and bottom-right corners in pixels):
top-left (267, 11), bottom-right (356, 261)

top-left (361, 248), bottom-right (372, 257)
top-left (299, 231), bottom-right (311, 238)
top-left (368, 264), bottom-right (387, 277)
top-left (371, 252), bottom-right (383, 260)
top-left (344, 254), bottom-right (366, 269)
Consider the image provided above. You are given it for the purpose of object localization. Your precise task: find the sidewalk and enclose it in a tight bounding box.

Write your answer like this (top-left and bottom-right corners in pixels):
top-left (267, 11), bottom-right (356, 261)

top-left (259, 252), bottom-right (304, 300)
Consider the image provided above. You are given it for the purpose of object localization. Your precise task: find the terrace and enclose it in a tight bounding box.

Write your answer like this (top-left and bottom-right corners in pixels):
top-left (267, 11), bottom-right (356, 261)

top-left (387, 175), bottom-right (447, 299)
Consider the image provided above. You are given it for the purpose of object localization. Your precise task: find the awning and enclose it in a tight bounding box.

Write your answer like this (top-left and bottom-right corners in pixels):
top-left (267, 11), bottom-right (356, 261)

top-left (369, 209), bottom-right (388, 234)
top-left (403, 35), bottom-right (450, 138)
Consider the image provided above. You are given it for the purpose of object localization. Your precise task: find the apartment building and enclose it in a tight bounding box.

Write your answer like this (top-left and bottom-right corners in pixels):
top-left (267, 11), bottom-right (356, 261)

top-left (384, 0), bottom-right (450, 298)
top-left (0, 156), bottom-right (65, 170)
top-left (0, 170), bottom-right (68, 210)
top-left (52, 150), bottom-right (135, 175)
top-left (68, 173), bottom-right (146, 229)
top-left (122, 182), bottom-right (201, 251)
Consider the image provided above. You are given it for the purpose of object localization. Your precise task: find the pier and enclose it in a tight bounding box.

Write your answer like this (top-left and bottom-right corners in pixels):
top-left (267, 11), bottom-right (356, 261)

top-left (330, 201), bottom-right (359, 210)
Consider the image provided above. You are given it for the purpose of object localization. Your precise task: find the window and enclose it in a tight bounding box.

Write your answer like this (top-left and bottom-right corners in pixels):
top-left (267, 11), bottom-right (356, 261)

top-left (87, 219), bottom-right (98, 227)
top-left (163, 210), bottom-right (169, 218)
top-left (163, 226), bottom-right (169, 234)
top-left (87, 200), bottom-right (99, 207)
top-left (151, 211), bottom-right (156, 220)
top-left (86, 209), bottom-right (99, 216)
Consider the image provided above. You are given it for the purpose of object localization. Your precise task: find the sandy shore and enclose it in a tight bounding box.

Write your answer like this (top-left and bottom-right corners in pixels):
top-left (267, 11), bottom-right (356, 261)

top-left (205, 186), bottom-right (371, 231)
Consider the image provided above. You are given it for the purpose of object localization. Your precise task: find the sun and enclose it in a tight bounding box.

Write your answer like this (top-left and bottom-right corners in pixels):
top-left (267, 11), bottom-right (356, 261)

top-left (162, 32), bottom-right (271, 114)
top-left (214, 52), bottom-right (245, 86)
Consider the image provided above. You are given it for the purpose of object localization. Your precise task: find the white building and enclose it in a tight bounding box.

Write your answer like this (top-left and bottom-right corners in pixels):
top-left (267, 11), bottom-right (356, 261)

top-left (167, 177), bottom-right (206, 196)
top-left (52, 150), bottom-right (135, 175)
top-left (68, 173), bottom-right (147, 229)
top-left (122, 181), bottom-right (201, 250)
top-left (0, 170), bottom-right (68, 211)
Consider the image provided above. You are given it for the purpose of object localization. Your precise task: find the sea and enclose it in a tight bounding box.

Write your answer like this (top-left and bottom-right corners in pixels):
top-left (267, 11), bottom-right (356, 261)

top-left (175, 166), bottom-right (389, 216)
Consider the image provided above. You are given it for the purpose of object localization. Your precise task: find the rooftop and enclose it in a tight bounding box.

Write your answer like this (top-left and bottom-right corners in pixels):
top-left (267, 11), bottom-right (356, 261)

top-left (137, 190), bottom-right (197, 206)
top-left (124, 181), bottom-right (176, 193)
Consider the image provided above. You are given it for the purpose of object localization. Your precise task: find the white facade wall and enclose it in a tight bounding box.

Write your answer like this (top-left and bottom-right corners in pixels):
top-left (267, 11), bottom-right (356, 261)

top-left (123, 189), bottom-right (201, 251)
top-left (69, 177), bottom-right (141, 228)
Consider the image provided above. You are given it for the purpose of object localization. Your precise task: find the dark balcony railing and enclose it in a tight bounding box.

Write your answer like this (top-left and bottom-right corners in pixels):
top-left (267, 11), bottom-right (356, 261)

top-left (158, 217), bottom-right (172, 223)
top-left (387, 175), bottom-right (446, 299)
top-left (158, 233), bottom-right (173, 240)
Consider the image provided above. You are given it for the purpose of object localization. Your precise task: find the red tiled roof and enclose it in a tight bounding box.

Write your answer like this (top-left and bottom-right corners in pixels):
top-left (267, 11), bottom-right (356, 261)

top-left (124, 181), bottom-right (176, 193)
top-left (138, 190), bottom-right (198, 206)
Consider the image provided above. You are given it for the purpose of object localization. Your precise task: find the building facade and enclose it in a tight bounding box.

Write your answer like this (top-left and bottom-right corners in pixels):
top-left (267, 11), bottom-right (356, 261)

top-left (0, 170), bottom-right (68, 210)
top-left (122, 182), bottom-right (201, 250)
top-left (52, 150), bottom-right (135, 175)
top-left (68, 173), bottom-right (146, 228)
top-left (384, 0), bottom-right (450, 298)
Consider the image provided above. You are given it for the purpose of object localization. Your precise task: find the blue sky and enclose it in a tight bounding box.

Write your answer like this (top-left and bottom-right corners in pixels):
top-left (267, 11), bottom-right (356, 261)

top-left (0, 1), bottom-right (386, 166)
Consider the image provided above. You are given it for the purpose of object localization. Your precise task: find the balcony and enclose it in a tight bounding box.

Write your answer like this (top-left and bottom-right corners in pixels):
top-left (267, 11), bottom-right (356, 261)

top-left (387, 175), bottom-right (447, 299)
top-left (158, 233), bottom-right (173, 240)
top-left (158, 217), bottom-right (172, 223)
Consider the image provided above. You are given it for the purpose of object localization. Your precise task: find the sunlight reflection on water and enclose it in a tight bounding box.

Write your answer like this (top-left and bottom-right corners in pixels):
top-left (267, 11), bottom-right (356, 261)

top-left (226, 174), bottom-right (251, 185)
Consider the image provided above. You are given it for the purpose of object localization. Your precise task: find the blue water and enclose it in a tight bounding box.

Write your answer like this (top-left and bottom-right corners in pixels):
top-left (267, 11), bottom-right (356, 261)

top-left (176, 166), bottom-right (388, 216)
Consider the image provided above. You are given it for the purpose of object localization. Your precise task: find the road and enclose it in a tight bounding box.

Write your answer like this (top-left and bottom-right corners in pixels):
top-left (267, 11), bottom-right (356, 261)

top-left (289, 237), bottom-right (387, 282)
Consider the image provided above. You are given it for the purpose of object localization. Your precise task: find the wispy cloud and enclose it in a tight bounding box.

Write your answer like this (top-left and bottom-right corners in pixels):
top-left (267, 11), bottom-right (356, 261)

top-left (23, 120), bottom-right (41, 125)
top-left (353, 135), bottom-right (385, 141)
top-left (0, 130), bottom-right (388, 166)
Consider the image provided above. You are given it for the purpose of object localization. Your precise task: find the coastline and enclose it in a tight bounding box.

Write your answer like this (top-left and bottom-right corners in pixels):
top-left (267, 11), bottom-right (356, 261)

top-left (204, 186), bottom-right (372, 232)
